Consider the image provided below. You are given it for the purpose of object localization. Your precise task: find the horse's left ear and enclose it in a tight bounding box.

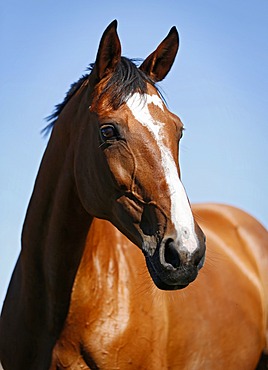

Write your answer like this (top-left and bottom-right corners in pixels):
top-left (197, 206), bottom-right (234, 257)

top-left (140, 27), bottom-right (179, 82)
top-left (94, 20), bottom-right (122, 81)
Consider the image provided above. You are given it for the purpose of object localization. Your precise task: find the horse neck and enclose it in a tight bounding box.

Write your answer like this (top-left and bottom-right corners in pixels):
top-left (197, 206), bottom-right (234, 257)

top-left (20, 84), bottom-right (92, 333)
top-left (0, 79), bottom-right (105, 369)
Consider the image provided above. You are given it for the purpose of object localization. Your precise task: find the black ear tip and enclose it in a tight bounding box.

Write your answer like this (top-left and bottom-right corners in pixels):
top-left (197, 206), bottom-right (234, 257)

top-left (101, 20), bottom-right (118, 40)
top-left (109, 19), bottom-right (118, 30)
top-left (169, 26), bottom-right (179, 41)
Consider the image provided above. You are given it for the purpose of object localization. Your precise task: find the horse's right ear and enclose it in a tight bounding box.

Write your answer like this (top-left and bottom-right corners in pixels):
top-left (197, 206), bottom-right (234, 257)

top-left (94, 20), bottom-right (121, 81)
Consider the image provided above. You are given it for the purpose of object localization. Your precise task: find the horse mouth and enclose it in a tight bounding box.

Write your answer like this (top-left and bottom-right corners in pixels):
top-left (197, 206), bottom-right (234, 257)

top-left (144, 254), bottom-right (197, 291)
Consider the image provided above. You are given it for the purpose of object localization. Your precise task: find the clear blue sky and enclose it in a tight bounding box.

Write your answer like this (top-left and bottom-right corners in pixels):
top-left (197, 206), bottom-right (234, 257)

top-left (1, 0), bottom-right (267, 308)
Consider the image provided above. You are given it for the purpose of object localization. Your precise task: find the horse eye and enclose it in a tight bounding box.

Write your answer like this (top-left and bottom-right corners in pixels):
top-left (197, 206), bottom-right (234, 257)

top-left (100, 125), bottom-right (117, 140)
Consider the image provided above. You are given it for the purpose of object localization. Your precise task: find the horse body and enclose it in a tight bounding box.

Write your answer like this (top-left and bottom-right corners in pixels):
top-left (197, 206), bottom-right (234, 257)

top-left (51, 204), bottom-right (268, 370)
top-left (1, 21), bottom-right (267, 369)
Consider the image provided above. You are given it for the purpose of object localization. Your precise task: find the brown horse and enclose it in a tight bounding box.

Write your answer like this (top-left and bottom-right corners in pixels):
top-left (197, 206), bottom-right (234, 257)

top-left (0, 20), bottom-right (267, 369)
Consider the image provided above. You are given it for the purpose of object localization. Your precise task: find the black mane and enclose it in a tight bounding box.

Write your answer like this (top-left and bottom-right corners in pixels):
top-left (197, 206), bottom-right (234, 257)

top-left (44, 74), bottom-right (89, 132)
top-left (44, 57), bottom-right (160, 133)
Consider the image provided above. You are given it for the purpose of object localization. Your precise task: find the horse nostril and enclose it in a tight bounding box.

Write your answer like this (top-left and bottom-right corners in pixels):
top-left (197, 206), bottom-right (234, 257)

top-left (164, 239), bottom-right (181, 269)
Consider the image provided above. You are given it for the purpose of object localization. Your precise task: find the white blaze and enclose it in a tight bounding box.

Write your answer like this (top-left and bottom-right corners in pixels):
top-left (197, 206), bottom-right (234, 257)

top-left (126, 92), bottom-right (198, 254)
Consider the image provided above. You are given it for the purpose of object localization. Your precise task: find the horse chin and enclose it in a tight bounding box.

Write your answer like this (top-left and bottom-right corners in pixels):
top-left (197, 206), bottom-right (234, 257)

top-left (151, 274), bottom-right (189, 291)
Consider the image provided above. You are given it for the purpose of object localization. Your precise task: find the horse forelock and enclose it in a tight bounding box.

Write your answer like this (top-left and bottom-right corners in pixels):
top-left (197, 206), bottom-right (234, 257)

top-left (91, 57), bottom-right (159, 111)
top-left (44, 57), bottom-right (162, 134)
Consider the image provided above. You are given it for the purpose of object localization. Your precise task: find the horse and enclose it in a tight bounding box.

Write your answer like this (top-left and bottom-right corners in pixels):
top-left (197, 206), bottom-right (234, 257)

top-left (0, 20), bottom-right (267, 370)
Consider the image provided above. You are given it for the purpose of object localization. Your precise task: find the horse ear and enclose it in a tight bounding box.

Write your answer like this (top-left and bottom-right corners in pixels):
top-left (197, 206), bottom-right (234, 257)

top-left (140, 27), bottom-right (179, 82)
top-left (94, 20), bottom-right (121, 81)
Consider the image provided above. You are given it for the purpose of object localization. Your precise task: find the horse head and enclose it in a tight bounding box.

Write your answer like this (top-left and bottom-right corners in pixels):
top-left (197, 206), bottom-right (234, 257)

top-left (75, 20), bottom-right (206, 290)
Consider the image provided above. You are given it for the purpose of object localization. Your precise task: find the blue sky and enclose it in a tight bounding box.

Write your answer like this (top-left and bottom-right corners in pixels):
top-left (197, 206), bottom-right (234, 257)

top-left (1, 0), bottom-right (267, 308)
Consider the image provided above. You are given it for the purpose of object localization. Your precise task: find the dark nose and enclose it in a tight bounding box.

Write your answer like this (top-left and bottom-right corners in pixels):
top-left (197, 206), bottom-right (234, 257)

top-left (160, 238), bottom-right (205, 270)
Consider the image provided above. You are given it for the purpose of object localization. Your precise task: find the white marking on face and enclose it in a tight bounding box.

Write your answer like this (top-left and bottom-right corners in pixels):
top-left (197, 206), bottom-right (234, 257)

top-left (126, 92), bottom-right (198, 254)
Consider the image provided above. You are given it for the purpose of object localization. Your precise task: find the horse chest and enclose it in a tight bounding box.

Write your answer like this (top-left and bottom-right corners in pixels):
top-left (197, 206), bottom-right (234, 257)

top-left (51, 217), bottom-right (265, 370)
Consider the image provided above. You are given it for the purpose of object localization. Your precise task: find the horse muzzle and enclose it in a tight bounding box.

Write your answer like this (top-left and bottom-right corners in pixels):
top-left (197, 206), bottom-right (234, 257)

top-left (143, 237), bottom-right (206, 291)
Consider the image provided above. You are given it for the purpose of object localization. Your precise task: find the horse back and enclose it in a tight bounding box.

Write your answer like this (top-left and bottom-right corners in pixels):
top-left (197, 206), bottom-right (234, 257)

top-left (193, 203), bottom-right (268, 353)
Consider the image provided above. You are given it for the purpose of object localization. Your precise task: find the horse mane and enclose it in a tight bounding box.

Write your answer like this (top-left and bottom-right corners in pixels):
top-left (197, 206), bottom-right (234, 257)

top-left (44, 57), bottom-right (161, 134)
top-left (44, 74), bottom-right (89, 134)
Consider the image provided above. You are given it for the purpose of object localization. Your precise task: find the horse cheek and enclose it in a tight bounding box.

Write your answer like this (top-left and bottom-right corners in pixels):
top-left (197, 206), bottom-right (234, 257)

top-left (105, 145), bottom-right (135, 192)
